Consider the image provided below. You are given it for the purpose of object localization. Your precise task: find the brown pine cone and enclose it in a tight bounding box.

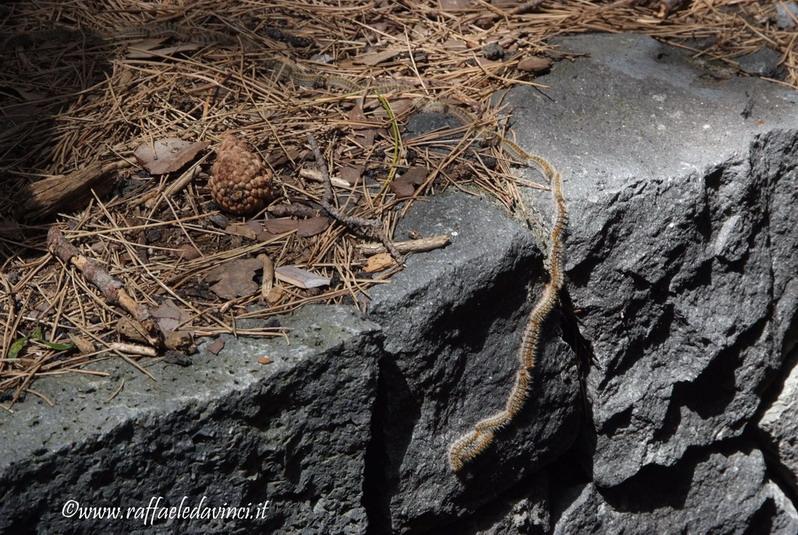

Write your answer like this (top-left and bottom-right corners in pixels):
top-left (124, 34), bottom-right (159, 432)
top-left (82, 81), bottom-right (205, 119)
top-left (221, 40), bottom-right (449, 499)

top-left (209, 134), bottom-right (274, 215)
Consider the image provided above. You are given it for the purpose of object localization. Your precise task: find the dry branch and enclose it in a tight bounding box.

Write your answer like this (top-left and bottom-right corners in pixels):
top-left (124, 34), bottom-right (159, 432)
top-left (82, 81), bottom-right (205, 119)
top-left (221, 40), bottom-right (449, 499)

top-left (47, 227), bottom-right (160, 347)
top-left (358, 235), bottom-right (450, 255)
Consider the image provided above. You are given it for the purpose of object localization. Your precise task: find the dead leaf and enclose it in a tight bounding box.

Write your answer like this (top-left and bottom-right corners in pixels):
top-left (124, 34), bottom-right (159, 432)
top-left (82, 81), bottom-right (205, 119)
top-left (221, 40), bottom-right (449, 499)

top-left (173, 243), bottom-right (201, 260)
top-left (263, 216), bottom-right (330, 237)
top-left (275, 266), bottom-right (330, 289)
top-left (133, 138), bottom-right (209, 175)
top-left (226, 221), bottom-right (263, 240)
top-left (207, 338), bottom-right (225, 355)
top-left (364, 252), bottom-right (396, 273)
top-left (390, 180), bottom-right (415, 198)
top-left (339, 165), bottom-right (363, 184)
top-left (266, 286), bottom-right (284, 304)
top-left (390, 166), bottom-right (428, 198)
top-left (353, 128), bottom-right (377, 148)
top-left (401, 166), bottom-right (428, 185)
top-left (263, 218), bottom-right (301, 235)
top-left (205, 258), bottom-right (261, 299)
top-left (296, 216), bottom-right (331, 237)
top-left (68, 334), bottom-right (96, 354)
top-left (152, 299), bottom-right (189, 333)
top-left (258, 355), bottom-right (272, 365)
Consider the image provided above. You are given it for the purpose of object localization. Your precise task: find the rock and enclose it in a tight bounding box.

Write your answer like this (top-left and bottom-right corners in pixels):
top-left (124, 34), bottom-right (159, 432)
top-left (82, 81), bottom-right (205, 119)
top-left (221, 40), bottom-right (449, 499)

top-left (737, 47), bottom-right (786, 78)
top-left (776, 2), bottom-right (798, 29)
top-left (760, 357), bottom-right (798, 493)
top-left (552, 450), bottom-right (798, 534)
top-left (482, 42), bottom-right (505, 61)
top-left (0, 306), bottom-right (380, 534)
top-left (506, 33), bottom-right (798, 494)
top-left (366, 193), bottom-right (580, 533)
top-left (447, 474), bottom-right (551, 534)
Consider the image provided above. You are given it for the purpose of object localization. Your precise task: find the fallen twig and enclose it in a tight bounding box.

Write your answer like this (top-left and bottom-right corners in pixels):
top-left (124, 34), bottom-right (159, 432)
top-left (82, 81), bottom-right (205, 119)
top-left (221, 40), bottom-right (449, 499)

top-left (47, 227), bottom-right (161, 347)
top-left (358, 235), bottom-right (450, 255)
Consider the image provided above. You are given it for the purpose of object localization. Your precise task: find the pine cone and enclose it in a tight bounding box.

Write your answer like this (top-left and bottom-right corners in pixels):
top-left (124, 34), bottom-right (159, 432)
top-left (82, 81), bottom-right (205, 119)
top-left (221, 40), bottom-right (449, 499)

top-left (209, 134), bottom-right (273, 215)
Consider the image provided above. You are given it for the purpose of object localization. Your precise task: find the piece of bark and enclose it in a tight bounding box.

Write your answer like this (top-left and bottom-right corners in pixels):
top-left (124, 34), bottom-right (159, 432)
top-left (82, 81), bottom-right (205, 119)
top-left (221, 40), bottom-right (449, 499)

top-left (19, 160), bottom-right (131, 221)
top-left (207, 338), bottom-right (225, 355)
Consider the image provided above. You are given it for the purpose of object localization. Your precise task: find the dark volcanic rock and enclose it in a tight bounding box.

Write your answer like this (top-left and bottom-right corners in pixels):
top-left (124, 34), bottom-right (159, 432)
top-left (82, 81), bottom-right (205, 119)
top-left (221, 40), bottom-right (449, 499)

top-left (366, 194), bottom-right (580, 533)
top-left (553, 449), bottom-right (798, 534)
top-left (505, 33), bottom-right (798, 493)
top-left (0, 306), bottom-right (380, 535)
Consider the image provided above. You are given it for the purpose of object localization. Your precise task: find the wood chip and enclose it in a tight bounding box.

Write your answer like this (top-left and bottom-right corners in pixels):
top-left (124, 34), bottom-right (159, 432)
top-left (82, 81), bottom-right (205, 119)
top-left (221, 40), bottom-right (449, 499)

top-left (359, 234), bottom-right (450, 255)
top-left (364, 252), bottom-right (396, 273)
top-left (517, 56), bottom-right (553, 73)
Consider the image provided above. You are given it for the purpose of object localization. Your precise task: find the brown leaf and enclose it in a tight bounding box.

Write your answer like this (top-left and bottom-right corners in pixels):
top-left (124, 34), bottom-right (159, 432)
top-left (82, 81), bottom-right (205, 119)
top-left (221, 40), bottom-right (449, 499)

top-left (296, 216), bottom-right (331, 237)
top-left (364, 252), bottom-right (396, 273)
top-left (133, 138), bottom-right (209, 175)
top-left (401, 166), bottom-right (428, 185)
top-left (339, 165), bottom-right (363, 184)
top-left (390, 166), bottom-right (428, 198)
top-left (353, 128), bottom-right (377, 148)
top-left (151, 299), bottom-right (189, 334)
top-left (207, 338), bottom-right (225, 355)
top-left (226, 221), bottom-right (263, 240)
top-left (390, 180), bottom-right (415, 198)
top-left (205, 258), bottom-right (261, 299)
top-left (261, 218), bottom-right (296, 235)
top-left (68, 334), bottom-right (96, 354)
top-left (173, 243), bottom-right (201, 260)
top-left (262, 217), bottom-right (330, 237)
top-left (274, 266), bottom-right (330, 289)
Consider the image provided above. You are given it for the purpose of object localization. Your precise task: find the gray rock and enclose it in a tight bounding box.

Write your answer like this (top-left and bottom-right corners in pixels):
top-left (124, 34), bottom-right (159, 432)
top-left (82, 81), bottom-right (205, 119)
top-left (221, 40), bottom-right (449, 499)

top-left (445, 473), bottom-right (550, 535)
top-left (760, 357), bottom-right (798, 493)
top-left (776, 2), bottom-right (798, 30)
top-left (366, 193), bottom-right (580, 533)
top-left (505, 33), bottom-right (798, 490)
top-left (0, 306), bottom-right (380, 534)
top-left (552, 449), bottom-right (798, 534)
top-left (737, 47), bottom-right (786, 78)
